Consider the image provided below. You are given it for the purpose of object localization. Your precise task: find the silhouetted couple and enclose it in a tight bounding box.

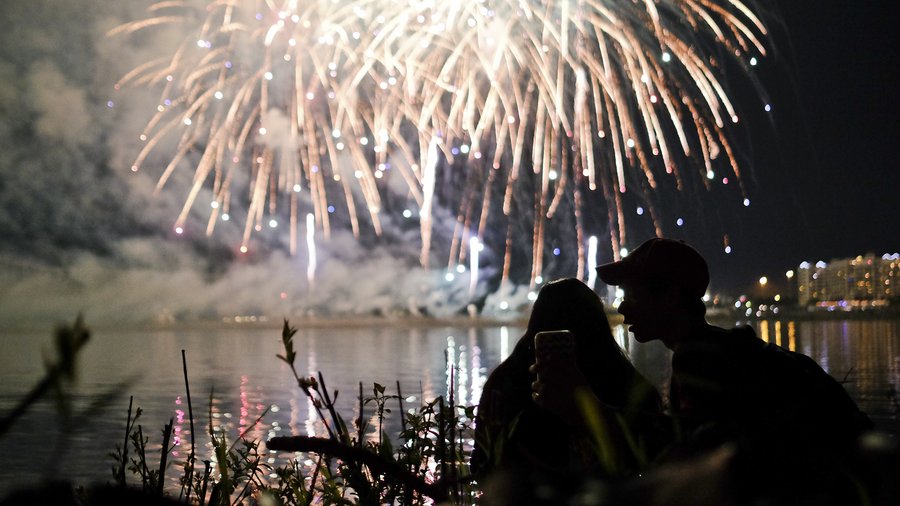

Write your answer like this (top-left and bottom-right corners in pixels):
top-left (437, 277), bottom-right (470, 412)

top-left (473, 238), bottom-right (873, 505)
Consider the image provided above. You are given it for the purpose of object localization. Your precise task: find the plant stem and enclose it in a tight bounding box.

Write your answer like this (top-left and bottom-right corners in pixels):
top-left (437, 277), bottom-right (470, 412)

top-left (181, 350), bottom-right (196, 502)
top-left (158, 417), bottom-right (173, 496)
top-left (268, 435), bottom-right (448, 502)
top-left (119, 396), bottom-right (133, 486)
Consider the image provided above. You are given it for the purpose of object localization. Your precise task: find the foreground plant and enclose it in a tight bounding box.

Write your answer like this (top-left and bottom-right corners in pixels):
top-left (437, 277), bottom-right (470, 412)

top-left (0, 315), bottom-right (90, 438)
top-left (108, 319), bottom-right (478, 505)
top-left (269, 319), bottom-right (477, 504)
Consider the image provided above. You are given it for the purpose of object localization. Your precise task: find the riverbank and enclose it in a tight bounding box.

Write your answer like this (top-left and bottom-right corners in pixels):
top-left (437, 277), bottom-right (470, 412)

top-left (3, 304), bottom-right (897, 334)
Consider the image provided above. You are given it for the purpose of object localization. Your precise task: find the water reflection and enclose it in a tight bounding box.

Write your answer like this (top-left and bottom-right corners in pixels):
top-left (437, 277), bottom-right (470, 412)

top-left (788, 321), bottom-right (797, 352)
top-left (0, 319), bottom-right (898, 495)
top-left (755, 320), bottom-right (799, 352)
top-left (762, 319), bottom-right (899, 431)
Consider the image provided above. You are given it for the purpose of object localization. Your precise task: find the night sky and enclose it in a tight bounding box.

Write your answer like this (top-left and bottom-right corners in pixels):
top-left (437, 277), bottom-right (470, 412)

top-left (707, 1), bottom-right (900, 294)
top-left (0, 1), bottom-right (897, 324)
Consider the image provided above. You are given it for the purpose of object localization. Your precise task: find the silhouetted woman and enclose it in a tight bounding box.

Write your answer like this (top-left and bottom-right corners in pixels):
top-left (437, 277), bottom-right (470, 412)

top-left (472, 278), bottom-right (665, 492)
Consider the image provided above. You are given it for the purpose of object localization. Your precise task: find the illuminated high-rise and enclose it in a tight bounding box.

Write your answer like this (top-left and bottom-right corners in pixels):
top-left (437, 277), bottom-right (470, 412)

top-left (797, 253), bottom-right (899, 308)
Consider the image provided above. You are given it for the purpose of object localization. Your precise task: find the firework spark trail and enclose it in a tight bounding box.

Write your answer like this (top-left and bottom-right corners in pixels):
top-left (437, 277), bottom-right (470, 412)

top-left (469, 236), bottom-right (481, 298)
top-left (420, 135), bottom-right (439, 268)
top-left (113, 0), bottom-right (768, 286)
top-left (306, 212), bottom-right (316, 286)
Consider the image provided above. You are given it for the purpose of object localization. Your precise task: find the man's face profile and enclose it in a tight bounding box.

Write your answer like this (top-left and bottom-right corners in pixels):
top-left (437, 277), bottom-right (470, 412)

top-left (618, 282), bottom-right (677, 345)
top-left (619, 284), bottom-right (654, 343)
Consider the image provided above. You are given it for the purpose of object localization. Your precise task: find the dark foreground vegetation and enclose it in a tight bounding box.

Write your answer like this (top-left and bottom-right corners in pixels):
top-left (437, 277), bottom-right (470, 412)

top-left (1, 317), bottom-right (899, 505)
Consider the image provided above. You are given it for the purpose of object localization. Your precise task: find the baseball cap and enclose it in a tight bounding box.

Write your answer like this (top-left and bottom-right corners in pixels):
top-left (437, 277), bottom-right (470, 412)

top-left (596, 238), bottom-right (709, 298)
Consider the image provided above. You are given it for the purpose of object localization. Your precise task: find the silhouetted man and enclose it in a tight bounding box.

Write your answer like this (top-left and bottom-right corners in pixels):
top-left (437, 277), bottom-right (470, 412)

top-left (532, 237), bottom-right (874, 503)
top-left (595, 237), bottom-right (871, 449)
top-left (594, 237), bottom-right (876, 504)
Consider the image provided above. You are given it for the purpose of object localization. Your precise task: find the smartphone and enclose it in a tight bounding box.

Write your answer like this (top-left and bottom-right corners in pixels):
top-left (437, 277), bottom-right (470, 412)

top-left (534, 330), bottom-right (575, 364)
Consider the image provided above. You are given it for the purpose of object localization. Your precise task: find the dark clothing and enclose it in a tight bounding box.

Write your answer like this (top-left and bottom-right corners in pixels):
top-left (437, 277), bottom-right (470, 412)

top-left (472, 277), bottom-right (671, 492)
top-left (472, 334), bottom-right (666, 483)
top-left (662, 325), bottom-right (875, 505)
top-left (669, 324), bottom-right (872, 450)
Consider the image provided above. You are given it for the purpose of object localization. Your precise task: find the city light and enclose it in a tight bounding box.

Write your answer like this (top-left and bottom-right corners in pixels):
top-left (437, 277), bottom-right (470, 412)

top-left (796, 253), bottom-right (899, 308)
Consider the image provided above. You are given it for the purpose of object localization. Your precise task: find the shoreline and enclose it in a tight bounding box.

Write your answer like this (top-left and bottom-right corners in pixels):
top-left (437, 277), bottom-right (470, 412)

top-left (2, 308), bottom-right (898, 333)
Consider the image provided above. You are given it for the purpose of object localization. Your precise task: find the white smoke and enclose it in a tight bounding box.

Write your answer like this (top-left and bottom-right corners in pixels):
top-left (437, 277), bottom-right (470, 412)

top-left (0, 0), bottom-right (536, 329)
top-left (27, 61), bottom-right (94, 148)
top-left (0, 232), bottom-right (512, 328)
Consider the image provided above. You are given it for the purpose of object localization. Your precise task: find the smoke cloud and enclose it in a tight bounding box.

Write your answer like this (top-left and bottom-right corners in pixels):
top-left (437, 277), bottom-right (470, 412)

top-left (0, 232), bottom-right (532, 328)
top-left (0, 0), bottom-right (545, 328)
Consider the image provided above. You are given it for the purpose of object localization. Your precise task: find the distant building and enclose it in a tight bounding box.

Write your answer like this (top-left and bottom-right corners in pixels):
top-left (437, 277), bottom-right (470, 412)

top-left (797, 253), bottom-right (900, 308)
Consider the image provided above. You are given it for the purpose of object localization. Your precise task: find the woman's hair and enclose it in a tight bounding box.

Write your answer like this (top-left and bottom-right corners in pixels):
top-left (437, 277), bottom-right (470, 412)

top-left (473, 278), bottom-right (663, 476)
top-left (513, 277), bottom-right (635, 406)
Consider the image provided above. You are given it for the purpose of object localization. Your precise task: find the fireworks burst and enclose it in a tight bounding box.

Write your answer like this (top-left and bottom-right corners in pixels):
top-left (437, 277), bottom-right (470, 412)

top-left (111, 0), bottom-right (768, 286)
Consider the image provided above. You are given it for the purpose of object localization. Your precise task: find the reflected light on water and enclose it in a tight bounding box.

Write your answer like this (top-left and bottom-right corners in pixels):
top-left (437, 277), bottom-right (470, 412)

top-left (500, 326), bottom-right (510, 361)
top-left (288, 392), bottom-right (300, 438)
top-left (1, 320), bottom-right (897, 494)
top-left (173, 396), bottom-right (184, 458)
top-left (458, 340), bottom-right (469, 406)
top-left (788, 321), bottom-right (797, 352)
top-left (470, 328), bottom-right (484, 412)
top-left (445, 335), bottom-right (456, 402)
top-left (304, 395), bottom-right (317, 438)
top-left (758, 319), bottom-right (900, 431)
top-left (817, 324), bottom-right (830, 372)
top-left (239, 375), bottom-right (250, 432)
top-left (305, 333), bottom-right (320, 437)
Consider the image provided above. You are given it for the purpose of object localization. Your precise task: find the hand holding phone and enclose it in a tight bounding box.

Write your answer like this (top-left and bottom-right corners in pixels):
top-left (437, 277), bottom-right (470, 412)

top-left (534, 330), bottom-right (576, 387)
top-left (534, 329), bottom-right (575, 364)
top-left (532, 330), bottom-right (582, 416)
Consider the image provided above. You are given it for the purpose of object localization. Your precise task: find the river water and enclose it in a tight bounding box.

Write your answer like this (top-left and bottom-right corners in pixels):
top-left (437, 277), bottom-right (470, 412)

top-left (1, 318), bottom-right (898, 495)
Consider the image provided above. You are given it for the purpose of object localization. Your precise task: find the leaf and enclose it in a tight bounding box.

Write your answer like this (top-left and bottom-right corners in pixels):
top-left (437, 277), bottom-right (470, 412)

top-left (279, 319), bottom-right (299, 366)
